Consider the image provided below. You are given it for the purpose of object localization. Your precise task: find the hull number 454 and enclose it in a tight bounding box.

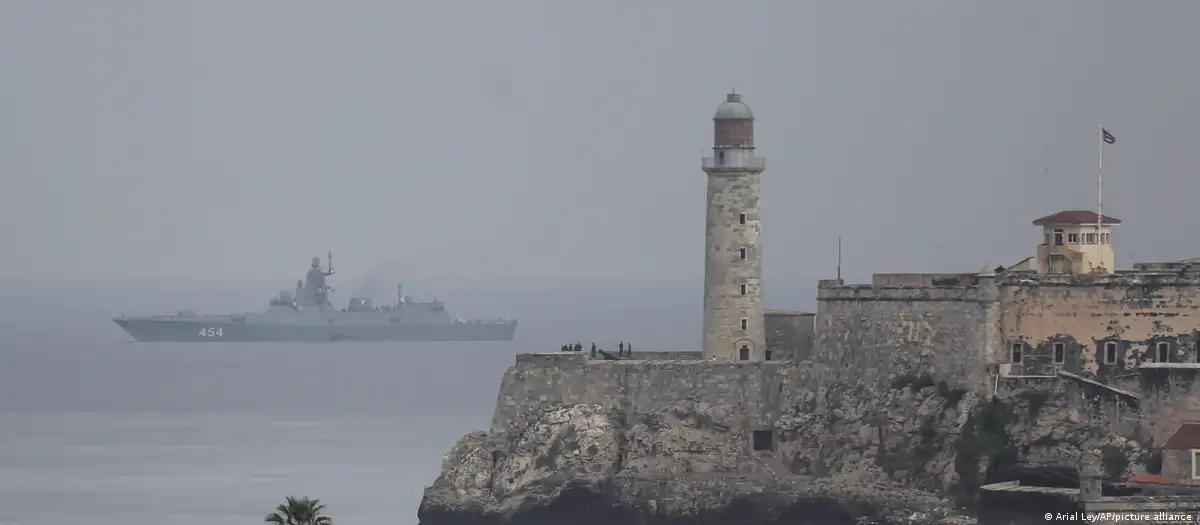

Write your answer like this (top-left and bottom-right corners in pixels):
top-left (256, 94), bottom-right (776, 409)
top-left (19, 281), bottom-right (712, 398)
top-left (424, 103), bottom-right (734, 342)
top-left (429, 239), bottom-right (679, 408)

top-left (199, 327), bottom-right (224, 337)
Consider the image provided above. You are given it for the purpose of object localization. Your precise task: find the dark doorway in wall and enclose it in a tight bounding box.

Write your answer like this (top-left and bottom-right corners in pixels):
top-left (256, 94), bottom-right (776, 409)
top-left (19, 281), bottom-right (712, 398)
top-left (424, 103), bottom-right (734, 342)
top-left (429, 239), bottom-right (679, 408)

top-left (739, 345), bottom-right (750, 361)
top-left (752, 430), bottom-right (774, 451)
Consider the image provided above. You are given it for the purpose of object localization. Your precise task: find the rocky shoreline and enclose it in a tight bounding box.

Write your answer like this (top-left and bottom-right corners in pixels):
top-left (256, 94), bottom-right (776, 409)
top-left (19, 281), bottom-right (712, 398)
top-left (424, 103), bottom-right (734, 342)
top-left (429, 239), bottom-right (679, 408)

top-left (419, 470), bottom-right (963, 525)
top-left (414, 350), bottom-right (1167, 525)
top-left (416, 400), bottom-right (976, 525)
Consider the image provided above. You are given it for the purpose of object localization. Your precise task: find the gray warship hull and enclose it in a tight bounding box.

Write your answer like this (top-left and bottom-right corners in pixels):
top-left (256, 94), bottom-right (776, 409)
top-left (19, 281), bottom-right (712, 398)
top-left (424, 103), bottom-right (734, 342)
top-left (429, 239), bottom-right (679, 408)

top-left (113, 317), bottom-right (517, 343)
top-left (114, 255), bottom-right (518, 343)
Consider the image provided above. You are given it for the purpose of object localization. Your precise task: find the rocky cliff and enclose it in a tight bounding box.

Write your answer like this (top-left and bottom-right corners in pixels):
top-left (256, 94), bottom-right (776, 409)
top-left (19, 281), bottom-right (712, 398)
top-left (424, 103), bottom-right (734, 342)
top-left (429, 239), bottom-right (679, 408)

top-left (417, 354), bottom-right (1172, 525)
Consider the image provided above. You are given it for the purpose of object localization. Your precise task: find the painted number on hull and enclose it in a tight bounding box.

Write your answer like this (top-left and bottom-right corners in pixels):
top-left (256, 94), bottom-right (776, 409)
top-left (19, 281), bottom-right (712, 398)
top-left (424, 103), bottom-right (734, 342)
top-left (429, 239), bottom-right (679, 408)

top-left (199, 327), bottom-right (223, 337)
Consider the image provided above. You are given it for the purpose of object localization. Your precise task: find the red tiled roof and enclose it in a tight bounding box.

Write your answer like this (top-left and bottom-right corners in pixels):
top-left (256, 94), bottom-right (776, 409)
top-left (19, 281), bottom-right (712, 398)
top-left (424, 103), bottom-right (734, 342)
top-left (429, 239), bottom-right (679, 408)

top-left (1163, 423), bottom-right (1200, 450)
top-left (1127, 474), bottom-right (1178, 485)
top-left (1032, 210), bottom-right (1122, 225)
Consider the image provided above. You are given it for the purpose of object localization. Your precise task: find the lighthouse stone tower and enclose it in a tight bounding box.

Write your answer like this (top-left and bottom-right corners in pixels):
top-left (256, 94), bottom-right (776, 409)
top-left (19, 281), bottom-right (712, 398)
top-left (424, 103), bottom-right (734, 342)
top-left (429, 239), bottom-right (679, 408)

top-left (702, 92), bottom-right (766, 362)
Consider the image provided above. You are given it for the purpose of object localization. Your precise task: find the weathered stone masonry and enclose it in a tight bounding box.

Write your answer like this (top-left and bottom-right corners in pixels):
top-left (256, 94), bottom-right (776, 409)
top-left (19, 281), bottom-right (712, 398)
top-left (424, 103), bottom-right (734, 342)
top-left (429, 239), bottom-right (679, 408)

top-left (816, 273), bottom-right (1000, 391)
top-left (1000, 273), bottom-right (1200, 382)
top-left (765, 310), bottom-right (815, 362)
top-left (491, 353), bottom-right (803, 452)
top-left (702, 92), bottom-right (766, 363)
top-left (816, 267), bottom-right (1200, 393)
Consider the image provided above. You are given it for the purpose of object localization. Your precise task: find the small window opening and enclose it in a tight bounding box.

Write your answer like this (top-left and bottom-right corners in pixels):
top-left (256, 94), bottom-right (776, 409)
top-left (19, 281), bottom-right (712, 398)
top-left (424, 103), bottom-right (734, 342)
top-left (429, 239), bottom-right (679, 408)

top-left (739, 345), bottom-right (750, 361)
top-left (1010, 343), bottom-right (1023, 364)
top-left (739, 213), bottom-right (746, 225)
top-left (740, 284), bottom-right (747, 295)
top-left (752, 430), bottom-right (773, 451)
top-left (1157, 342), bottom-right (1171, 363)
top-left (1053, 229), bottom-right (1064, 246)
top-left (1192, 450), bottom-right (1200, 479)
top-left (1085, 233), bottom-right (1097, 244)
top-left (1104, 341), bottom-right (1119, 364)
top-left (717, 151), bottom-right (725, 163)
top-left (1068, 233), bottom-right (1080, 244)
top-left (1053, 342), bottom-right (1066, 364)
top-left (765, 349), bottom-right (773, 361)
top-left (739, 248), bottom-right (747, 260)
top-left (741, 318), bottom-right (748, 330)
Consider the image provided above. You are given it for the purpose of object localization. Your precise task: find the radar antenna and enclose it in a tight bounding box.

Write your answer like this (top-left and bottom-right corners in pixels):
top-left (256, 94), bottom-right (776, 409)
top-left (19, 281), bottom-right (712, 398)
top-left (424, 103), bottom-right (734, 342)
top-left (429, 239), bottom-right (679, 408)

top-left (324, 252), bottom-right (336, 293)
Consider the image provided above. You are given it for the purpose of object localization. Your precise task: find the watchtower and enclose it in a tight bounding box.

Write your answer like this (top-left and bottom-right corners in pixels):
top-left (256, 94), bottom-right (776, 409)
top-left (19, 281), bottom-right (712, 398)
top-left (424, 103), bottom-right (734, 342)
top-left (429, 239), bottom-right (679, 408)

top-left (1032, 210), bottom-right (1120, 274)
top-left (701, 92), bottom-right (766, 361)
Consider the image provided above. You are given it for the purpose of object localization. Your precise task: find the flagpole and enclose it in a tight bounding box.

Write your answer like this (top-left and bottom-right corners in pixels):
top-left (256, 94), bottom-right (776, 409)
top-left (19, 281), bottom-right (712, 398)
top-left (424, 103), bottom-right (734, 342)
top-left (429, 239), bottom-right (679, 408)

top-left (1097, 125), bottom-right (1104, 270)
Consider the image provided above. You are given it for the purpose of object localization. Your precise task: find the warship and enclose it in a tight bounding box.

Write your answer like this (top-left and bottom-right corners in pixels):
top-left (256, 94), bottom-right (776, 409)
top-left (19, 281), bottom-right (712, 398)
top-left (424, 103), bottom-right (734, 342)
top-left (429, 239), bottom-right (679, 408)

top-left (113, 254), bottom-right (518, 342)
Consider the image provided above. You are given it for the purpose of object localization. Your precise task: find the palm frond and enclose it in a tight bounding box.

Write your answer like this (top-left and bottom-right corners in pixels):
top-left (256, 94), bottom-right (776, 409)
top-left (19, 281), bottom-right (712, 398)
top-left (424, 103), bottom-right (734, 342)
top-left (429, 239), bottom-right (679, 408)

top-left (264, 495), bottom-right (332, 525)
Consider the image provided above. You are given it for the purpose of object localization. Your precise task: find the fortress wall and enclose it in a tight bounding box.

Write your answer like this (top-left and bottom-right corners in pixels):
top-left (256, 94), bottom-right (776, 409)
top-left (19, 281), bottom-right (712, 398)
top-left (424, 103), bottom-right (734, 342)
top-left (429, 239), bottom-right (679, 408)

top-left (618, 351), bottom-right (702, 360)
top-left (491, 354), bottom-right (823, 445)
top-left (528, 351), bottom-right (700, 361)
top-left (764, 310), bottom-right (815, 362)
top-left (999, 282), bottom-right (1200, 380)
top-left (870, 273), bottom-right (980, 287)
top-left (814, 282), bottom-right (999, 389)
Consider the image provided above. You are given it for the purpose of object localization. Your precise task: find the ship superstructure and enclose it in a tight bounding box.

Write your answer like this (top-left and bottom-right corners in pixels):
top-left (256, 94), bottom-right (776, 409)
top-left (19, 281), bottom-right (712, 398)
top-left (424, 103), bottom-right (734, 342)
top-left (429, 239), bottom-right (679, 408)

top-left (113, 254), bottom-right (518, 342)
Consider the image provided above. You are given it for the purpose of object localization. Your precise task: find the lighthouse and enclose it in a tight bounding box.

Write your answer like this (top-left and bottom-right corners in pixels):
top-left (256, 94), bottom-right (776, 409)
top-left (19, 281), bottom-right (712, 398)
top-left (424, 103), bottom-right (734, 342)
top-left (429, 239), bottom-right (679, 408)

top-left (701, 91), bottom-right (766, 362)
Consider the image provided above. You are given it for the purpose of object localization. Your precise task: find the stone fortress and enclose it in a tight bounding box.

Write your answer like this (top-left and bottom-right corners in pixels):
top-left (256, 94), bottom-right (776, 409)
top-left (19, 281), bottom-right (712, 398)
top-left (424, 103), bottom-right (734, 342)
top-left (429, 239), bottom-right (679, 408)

top-left (418, 93), bottom-right (1200, 525)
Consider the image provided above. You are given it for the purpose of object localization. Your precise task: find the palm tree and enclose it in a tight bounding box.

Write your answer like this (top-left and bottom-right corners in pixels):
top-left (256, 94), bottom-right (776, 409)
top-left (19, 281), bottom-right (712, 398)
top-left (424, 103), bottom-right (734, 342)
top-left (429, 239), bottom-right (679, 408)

top-left (264, 496), bottom-right (333, 525)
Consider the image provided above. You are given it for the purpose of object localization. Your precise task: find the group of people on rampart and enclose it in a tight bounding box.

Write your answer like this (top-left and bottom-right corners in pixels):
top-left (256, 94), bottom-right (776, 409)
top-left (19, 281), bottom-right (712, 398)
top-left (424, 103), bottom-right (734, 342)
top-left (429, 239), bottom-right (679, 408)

top-left (559, 341), bottom-right (633, 358)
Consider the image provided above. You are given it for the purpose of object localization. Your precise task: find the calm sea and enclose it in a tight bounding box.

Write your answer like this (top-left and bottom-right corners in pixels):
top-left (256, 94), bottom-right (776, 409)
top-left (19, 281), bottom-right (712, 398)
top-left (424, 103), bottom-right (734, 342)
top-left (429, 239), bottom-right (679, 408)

top-left (0, 277), bottom-right (814, 524)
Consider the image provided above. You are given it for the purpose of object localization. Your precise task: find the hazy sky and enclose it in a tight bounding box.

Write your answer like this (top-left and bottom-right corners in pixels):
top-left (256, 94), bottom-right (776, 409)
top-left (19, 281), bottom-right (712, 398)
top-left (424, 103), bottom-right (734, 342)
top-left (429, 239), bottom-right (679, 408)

top-left (4, 1), bottom-right (1199, 283)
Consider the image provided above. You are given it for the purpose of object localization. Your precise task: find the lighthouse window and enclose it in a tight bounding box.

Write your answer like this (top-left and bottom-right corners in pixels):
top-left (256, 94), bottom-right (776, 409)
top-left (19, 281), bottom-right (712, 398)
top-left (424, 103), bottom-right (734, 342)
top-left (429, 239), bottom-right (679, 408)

top-left (739, 248), bottom-right (747, 260)
top-left (739, 213), bottom-right (746, 225)
top-left (741, 318), bottom-right (748, 330)
top-left (717, 151), bottom-right (725, 163)
top-left (740, 284), bottom-right (747, 295)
